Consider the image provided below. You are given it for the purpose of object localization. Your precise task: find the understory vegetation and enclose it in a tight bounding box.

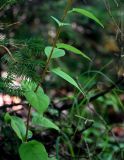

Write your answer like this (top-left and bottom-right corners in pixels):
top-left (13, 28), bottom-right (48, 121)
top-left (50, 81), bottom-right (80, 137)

top-left (0, 0), bottom-right (124, 160)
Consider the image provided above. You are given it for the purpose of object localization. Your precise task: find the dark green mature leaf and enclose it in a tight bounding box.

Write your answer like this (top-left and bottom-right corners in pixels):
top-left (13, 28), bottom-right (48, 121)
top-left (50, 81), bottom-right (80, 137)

top-left (69, 8), bottom-right (104, 28)
top-left (19, 140), bottom-right (48, 160)
top-left (32, 112), bottom-right (60, 131)
top-left (4, 113), bottom-right (32, 141)
top-left (24, 91), bottom-right (49, 114)
top-left (45, 46), bottom-right (65, 59)
top-left (11, 116), bottom-right (26, 141)
top-left (4, 112), bottom-right (11, 122)
top-left (56, 43), bottom-right (91, 61)
top-left (22, 81), bottom-right (50, 114)
top-left (52, 68), bottom-right (83, 94)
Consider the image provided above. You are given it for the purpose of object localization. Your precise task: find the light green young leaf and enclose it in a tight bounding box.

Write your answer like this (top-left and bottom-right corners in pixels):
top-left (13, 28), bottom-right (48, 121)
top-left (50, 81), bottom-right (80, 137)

top-left (51, 16), bottom-right (70, 27)
top-left (69, 8), bottom-right (104, 28)
top-left (51, 16), bottom-right (61, 26)
top-left (21, 81), bottom-right (50, 114)
top-left (52, 68), bottom-right (83, 94)
top-left (56, 43), bottom-right (91, 61)
top-left (32, 112), bottom-right (60, 131)
top-left (19, 140), bottom-right (48, 160)
top-left (45, 46), bottom-right (65, 59)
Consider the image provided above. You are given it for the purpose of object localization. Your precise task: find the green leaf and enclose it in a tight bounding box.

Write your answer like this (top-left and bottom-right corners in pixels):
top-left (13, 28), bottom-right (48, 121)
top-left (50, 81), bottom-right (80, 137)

top-left (51, 16), bottom-right (61, 26)
top-left (24, 91), bottom-right (49, 114)
top-left (19, 140), bottom-right (48, 160)
top-left (32, 112), bottom-right (60, 131)
top-left (11, 116), bottom-right (26, 141)
top-left (21, 80), bottom-right (43, 93)
top-left (4, 112), bottom-right (11, 122)
top-left (56, 43), bottom-right (91, 61)
top-left (52, 68), bottom-right (83, 94)
top-left (22, 81), bottom-right (50, 114)
top-left (4, 113), bottom-right (32, 141)
top-left (45, 46), bottom-right (65, 59)
top-left (69, 8), bottom-right (104, 28)
top-left (51, 16), bottom-right (70, 27)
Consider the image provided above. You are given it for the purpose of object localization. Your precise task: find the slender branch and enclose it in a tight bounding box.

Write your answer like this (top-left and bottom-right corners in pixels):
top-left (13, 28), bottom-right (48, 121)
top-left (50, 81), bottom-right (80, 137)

top-left (6, 22), bottom-right (20, 29)
top-left (35, 0), bottom-right (73, 91)
top-left (25, 105), bottom-right (31, 142)
top-left (103, 0), bottom-right (123, 36)
top-left (0, 45), bottom-right (17, 62)
top-left (25, 0), bottom-right (73, 142)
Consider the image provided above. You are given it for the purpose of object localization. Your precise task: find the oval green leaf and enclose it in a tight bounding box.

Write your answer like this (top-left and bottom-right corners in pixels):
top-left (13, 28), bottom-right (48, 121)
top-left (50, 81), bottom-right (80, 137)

top-left (4, 113), bottom-right (32, 141)
top-left (11, 116), bottom-right (26, 141)
top-left (32, 112), bottom-right (60, 131)
top-left (56, 43), bottom-right (91, 61)
top-left (19, 140), bottom-right (48, 160)
top-left (45, 46), bottom-right (65, 59)
top-left (69, 8), bottom-right (104, 28)
top-left (11, 116), bottom-right (32, 141)
top-left (22, 81), bottom-right (50, 114)
top-left (52, 68), bottom-right (83, 94)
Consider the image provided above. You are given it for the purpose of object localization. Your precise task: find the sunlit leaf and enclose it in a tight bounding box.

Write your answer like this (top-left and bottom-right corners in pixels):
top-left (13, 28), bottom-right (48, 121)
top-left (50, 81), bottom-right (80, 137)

top-left (45, 46), bottom-right (65, 59)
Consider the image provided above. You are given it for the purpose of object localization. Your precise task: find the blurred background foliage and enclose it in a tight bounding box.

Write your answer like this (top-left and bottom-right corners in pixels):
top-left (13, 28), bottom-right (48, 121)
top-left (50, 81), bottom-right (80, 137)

top-left (0, 0), bottom-right (124, 160)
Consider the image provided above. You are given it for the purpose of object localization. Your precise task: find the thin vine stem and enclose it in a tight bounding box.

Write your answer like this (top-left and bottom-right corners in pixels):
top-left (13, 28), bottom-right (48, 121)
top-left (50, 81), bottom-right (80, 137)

top-left (25, 105), bottom-right (31, 142)
top-left (35, 0), bottom-right (73, 91)
top-left (103, 0), bottom-right (123, 36)
top-left (25, 0), bottom-right (73, 142)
